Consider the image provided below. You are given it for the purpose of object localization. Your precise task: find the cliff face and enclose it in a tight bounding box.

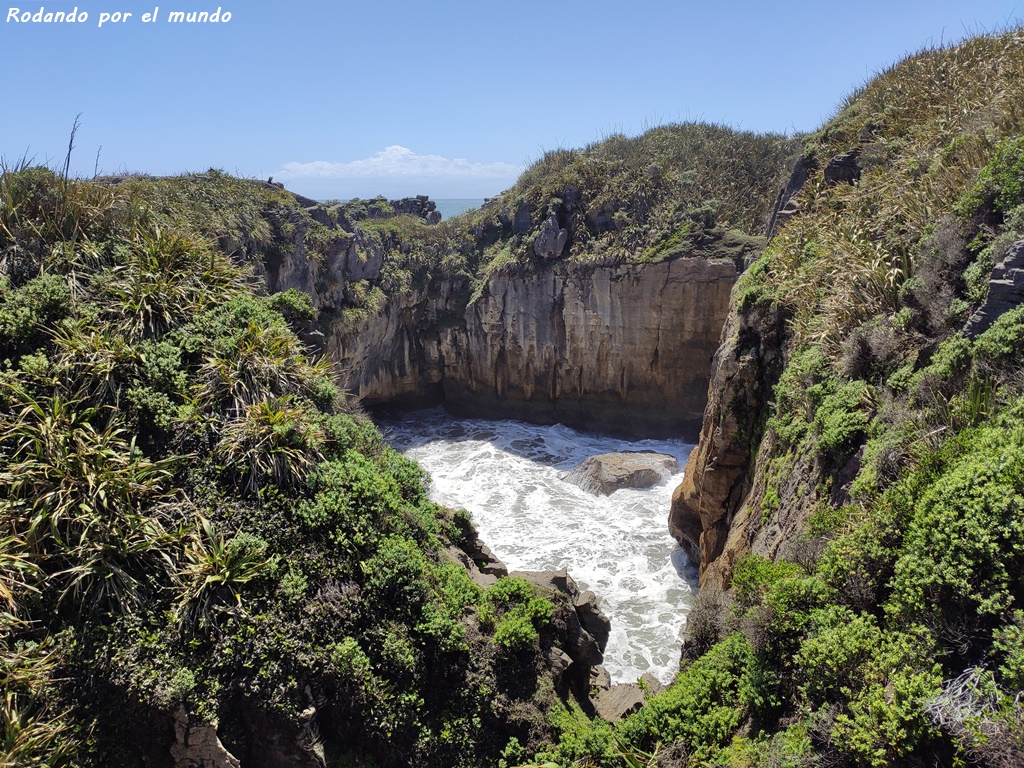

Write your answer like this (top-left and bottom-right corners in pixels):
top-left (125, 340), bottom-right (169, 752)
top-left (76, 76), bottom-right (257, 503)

top-left (325, 276), bottom-right (468, 407)
top-left (446, 256), bottom-right (738, 436)
top-left (323, 254), bottom-right (739, 438)
top-left (667, 302), bottom-right (785, 585)
top-left (247, 124), bottom-right (799, 439)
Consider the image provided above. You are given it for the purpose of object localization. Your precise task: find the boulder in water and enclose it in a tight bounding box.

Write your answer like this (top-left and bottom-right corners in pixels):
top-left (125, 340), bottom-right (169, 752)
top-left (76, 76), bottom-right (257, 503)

top-left (564, 451), bottom-right (679, 495)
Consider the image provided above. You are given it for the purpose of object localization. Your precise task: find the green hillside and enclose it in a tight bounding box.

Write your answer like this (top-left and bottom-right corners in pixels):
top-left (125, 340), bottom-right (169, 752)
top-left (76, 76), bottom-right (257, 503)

top-left (540, 27), bottom-right (1024, 768)
top-left (0, 165), bottom-right (569, 767)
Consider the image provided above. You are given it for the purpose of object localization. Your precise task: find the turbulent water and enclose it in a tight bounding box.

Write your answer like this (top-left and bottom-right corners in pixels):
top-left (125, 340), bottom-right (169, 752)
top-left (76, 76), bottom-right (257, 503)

top-left (378, 408), bottom-right (697, 684)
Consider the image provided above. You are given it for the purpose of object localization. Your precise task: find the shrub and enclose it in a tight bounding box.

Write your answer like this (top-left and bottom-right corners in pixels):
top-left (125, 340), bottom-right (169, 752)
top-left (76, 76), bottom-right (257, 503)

top-left (360, 536), bottom-right (429, 612)
top-left (331, 637), bottom-right (371, 684)
top-left (767, 348), bottom-right (831, 447)
top-left (829, 628), bottom-right (942, 767)
top-left (616, 633), bottom-right (753, 763)
top-left (795, 606), bottom-right (883, 706)
top-left (886, 423), bottom-right (1024, 623)
top-left (484, 576), bottom-right (553, 654)
top-left (268, 289), bottom-right (318, 331)
top-left (0, 274), bottom-right (72, 361)
top-left (731, 554), bottom-right (802, 612)
top-left (810, 379), bottom-right (870, 461)
top-left (961, 134), bottom-right (1024, 215)
top-left (493, 613), bottom-right (541, 652)
top-left (973, 305), bottom-right (1024, 373)
top-left (993, 611), bottom-right (1024, 690)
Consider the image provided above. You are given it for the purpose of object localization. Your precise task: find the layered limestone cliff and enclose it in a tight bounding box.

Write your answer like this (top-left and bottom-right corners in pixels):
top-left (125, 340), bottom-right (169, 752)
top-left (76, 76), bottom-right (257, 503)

top-left (667, 149), bottom-right (879, 587)
top-left (326, 254), bottom-right (739, 438)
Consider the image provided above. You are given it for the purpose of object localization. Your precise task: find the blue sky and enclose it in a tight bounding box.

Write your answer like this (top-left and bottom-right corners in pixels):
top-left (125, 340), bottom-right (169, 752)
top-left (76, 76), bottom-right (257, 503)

top-left (1, 1), bottom-right (1020, 199)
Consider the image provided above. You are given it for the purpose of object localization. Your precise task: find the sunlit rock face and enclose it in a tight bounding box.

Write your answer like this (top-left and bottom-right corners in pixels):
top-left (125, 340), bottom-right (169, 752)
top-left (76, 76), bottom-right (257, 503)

top-left (319, 253), bottom-right (738, 439)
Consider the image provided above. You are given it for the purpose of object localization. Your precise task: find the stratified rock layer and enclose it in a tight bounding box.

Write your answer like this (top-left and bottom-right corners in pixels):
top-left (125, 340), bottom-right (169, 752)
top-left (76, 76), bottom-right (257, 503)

top-left (327, 255), bottom-right (738, 438)
top-left (965, 239), bottom-right (1024, 337)
top-left (668, 301), bottom-right (787, 587)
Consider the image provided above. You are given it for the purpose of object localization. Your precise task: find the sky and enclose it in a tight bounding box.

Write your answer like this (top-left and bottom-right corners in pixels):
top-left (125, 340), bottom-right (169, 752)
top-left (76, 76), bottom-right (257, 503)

top-left (1, 1), bottom-right (1020, 200)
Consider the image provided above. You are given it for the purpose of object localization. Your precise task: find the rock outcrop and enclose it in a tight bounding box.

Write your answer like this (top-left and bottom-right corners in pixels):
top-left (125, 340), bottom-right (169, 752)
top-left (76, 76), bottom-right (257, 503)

top-left (574, 590), bottom-right (611, 649)
top-left (448, 515), bottom-right (509, 587)
top-left (319, 253), bottom-right (738, 437)
top-left (589, 671), bottom-right (663, 723)
top-left (254, 186), bottom-right (747, 439)
top-left (510, 569), bottom-right (612, 702)
top-left (564, 451), bottom-right (679, 495)
top-left (766, 154), bottom-right (815, 240)
top-left (822, 150), bottom-right (861, 186)
top-left (534, 212), bottom-right (568, 260)
top-left (668, 146), bottom-right (876, 589)
top-left (171, 709), bottom-right (241, 768)
top-left (593, 684), bottom-right (646, 722)
top-left (668, 301), bottom-right (787, 587)
top-left (333, 194), bottom-right (442, 225)
top-left (964, 239), bottom-right (1024, 337)
top-left (324, 277), bottom-right (469, 406)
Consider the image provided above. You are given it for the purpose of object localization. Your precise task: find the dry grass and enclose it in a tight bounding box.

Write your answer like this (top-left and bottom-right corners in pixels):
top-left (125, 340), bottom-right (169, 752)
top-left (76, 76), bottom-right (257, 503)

top-left (765, 28), bottom-right (1024, 352)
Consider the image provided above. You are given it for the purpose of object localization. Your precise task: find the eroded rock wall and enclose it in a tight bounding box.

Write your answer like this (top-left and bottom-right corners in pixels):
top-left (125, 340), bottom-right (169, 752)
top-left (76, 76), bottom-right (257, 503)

top-left (325, 277), bottom-right (469, 407)
top-left (446, 257), bottom-right (737, 436)
top-left (667, 300), bottom-right (788, 588)
top-left (323, 255), bottom-right (739, 438)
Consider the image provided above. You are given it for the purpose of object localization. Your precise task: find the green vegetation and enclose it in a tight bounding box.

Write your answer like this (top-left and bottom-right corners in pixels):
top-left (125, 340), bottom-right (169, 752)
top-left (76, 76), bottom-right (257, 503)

top-left (95, 128), bottom-right (797, 347)
top-left (0, 165), bottom-right (572, 767)
top-left (499, 27), bottom-right (1024, 768)
top-left (466, 124), bottom-right (799, 270)
top-left (5, 26), bottom-right (1024, 768)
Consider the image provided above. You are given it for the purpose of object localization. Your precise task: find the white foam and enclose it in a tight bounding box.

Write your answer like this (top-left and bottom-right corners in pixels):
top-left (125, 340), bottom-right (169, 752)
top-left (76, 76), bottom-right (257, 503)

top-left (379, 408), bottom-right (697, 684)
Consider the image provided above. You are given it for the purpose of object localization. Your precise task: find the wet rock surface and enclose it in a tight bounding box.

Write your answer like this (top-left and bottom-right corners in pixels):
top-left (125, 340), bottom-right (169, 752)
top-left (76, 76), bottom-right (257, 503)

top-left (564, 451), bottom-right (679, 495)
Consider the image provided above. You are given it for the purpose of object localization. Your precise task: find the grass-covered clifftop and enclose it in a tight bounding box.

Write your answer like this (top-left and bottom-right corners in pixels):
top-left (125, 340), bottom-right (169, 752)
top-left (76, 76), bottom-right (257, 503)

top-left (68, 125), bottom-right (799, 333)
top-left (549, 27), bottom-right (1024, 768)
top-left (0, 166), bottom-right (580, 767)
top-left (461, 124), bottom-right (800, 274)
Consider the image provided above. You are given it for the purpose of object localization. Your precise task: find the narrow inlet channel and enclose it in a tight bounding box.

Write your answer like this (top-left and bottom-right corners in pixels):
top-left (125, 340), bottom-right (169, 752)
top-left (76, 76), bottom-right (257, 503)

top-left (378, 407), bottom-right (697, 684)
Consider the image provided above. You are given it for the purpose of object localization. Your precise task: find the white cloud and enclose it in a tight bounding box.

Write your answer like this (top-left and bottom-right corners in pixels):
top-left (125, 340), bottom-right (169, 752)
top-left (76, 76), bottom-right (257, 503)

top-left (277, 145), bottom-right (522, 182)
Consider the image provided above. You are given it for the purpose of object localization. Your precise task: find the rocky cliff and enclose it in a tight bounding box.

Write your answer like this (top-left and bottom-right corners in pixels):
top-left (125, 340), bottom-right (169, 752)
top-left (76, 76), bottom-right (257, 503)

top-left (246, 187), bottom-right (754, 438)
top-left (251, 124), bottom-right (798, 438)
top-left (670, 29), bottom-right (1024, 596)
top-left (327, 253), bottom-right (739, 437)
top-left (667, 300), bottom-right (787, 587)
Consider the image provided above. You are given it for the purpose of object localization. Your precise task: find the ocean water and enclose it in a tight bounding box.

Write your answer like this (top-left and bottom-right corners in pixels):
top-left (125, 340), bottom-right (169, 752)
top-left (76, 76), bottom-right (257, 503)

top-left (378, 407), bottom-right (697, 684)
top-left (433, 199), bottom-right (485, 220)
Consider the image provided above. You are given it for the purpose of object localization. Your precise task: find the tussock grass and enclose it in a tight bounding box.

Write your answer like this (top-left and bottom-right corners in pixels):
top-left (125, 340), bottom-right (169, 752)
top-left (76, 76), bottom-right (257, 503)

top-left (765, 28), bottom-right (1024, 351)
